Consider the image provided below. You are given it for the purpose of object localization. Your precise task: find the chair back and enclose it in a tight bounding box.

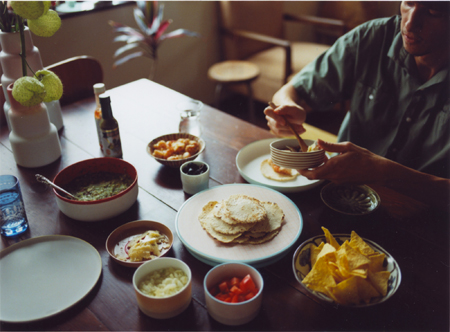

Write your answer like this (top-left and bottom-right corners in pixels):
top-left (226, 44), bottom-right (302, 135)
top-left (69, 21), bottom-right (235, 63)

top-left (219, 1), bottom-right (284, 60)
top-left (46, 55), bottom-right (103, 106)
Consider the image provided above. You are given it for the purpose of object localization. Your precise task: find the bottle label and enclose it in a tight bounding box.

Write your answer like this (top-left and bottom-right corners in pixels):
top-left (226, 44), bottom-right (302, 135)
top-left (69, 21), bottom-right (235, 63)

top-left (100, 127), bottom-right (122, 157)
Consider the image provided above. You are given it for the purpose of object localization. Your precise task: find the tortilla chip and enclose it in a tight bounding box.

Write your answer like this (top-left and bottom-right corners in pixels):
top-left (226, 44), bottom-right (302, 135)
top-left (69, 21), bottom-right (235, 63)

top-left (327, 277), bottom-right (360, 305)
top-left (368, 270), bottom-right (390, 296)
top-left (349, 231), bottom-right (375, 256)
top-left (321, 227), bottom-right (341, 250)
top-left (368, 253), bottom-right (386, 273)
top-left (310, 242), bottom-right (325, 267)
top-left (303, 256), bottom-right (337, 294)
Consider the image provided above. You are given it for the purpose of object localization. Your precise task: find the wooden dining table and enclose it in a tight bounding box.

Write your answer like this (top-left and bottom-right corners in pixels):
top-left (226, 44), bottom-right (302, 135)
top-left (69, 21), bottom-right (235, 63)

top-left (1, 78), bottom-right (448, 331)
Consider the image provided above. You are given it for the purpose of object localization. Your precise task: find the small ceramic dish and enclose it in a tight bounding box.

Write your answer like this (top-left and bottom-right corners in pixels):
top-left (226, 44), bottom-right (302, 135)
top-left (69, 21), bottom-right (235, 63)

top-left (204, 263), bottom-right (263, 326)
top-left (270, 139), bottom-right (325, 169)
top-left (53, 157), bottom-right (138, 222)
top-left (147, 133), bottom-right (205, 168)
top-left (292, 234), bottom-right (401, 307)
top-left (133, 257), bottom-right (192, 319)
top-left (320, 183), bottom-right (381, 215)
top-left (106, 220), bottom-right (174, 268)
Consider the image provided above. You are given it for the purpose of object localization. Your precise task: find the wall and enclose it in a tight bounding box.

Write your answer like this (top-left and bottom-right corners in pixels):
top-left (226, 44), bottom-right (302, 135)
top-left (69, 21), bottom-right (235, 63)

top-left (31, 1), bottom-right (220, 104)
top-left (1, 1), bottom-right (401, 105)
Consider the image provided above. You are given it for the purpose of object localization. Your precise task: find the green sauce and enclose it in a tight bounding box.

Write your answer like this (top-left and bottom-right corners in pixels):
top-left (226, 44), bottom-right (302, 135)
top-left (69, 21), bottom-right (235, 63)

top-left (66, 172), bottom-right (133, 201)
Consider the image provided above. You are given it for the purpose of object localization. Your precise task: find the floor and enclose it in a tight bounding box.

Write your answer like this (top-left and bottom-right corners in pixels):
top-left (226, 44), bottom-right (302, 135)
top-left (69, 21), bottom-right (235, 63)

top-left (218, 93), bottom-right (346, 136)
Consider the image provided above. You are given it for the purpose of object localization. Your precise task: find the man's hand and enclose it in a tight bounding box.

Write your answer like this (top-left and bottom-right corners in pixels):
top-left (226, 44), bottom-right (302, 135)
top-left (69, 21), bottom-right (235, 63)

top-left (298, 140), bottom-right (389, 185)
top-left (264, 104), bottom-right (307, 137)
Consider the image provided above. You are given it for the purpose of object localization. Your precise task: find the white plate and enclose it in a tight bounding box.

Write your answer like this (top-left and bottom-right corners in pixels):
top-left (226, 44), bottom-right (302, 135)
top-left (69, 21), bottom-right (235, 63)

top-left (0, 235), bottom-right (102, 323)
top-left (176, 183), bottom-right (303, 268)
top-left (236, 138), bottom-right (324, 193)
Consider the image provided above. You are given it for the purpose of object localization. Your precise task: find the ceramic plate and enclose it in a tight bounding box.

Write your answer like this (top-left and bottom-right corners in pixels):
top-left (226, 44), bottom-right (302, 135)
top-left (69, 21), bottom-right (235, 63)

top-left (176, 183), bottom-right (303, 268)
top-left (320, 183), bottom-right (381, 215)
top-left (106, 220), bottom-right (174, 268)
top-left (236, 138), bottom-right (324, 193)
top-left (0, 235), bottom-right (102, 323)
top-left (292, 234), bottom-right (401, 307)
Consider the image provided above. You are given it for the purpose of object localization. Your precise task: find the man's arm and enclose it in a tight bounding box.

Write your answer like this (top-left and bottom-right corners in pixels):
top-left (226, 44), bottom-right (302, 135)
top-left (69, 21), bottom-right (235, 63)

top-left (299, 140), bottom-right (450, 209)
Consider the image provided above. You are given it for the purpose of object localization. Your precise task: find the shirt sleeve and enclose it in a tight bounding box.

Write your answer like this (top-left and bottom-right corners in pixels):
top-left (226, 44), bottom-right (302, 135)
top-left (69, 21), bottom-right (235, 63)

top-left (290, 18), bottom-right (392, 112)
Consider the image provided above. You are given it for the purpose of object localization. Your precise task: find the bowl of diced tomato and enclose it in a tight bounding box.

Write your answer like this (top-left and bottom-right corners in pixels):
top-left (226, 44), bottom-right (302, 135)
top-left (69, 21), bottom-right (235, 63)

top-left (204, 263), bottom-right (263, 326)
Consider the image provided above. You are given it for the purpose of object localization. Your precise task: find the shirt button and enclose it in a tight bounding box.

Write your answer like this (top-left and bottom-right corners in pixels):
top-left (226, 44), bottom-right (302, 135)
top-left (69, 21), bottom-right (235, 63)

top-left (406, 117), bottom-right (412, 123)
top-left (369, 94), bottom-right (374, 100)
top-left (392, 148), bottom-right (398, 153)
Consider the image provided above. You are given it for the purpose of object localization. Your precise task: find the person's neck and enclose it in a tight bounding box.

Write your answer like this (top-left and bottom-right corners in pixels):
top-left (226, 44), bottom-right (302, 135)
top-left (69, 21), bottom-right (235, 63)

top-left (414, 50), bottom-right (449, 82)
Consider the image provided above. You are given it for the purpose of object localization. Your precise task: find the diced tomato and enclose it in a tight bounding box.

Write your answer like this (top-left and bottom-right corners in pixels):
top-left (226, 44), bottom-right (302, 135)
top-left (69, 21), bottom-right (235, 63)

top-left (219, 281), bottom-right (229, 293)
top-left (230, 285), bottom-right (243, 295)
top-left (244, 291), bottom-right (257, 301)
top-left (209, 286), bottom-right (219, 297)
top-left (230, 277), bottom-right (241, 287)
top-left (212, 274), bottom-right (259, 304)
top-left (240, 274), bottom-right (257, 293)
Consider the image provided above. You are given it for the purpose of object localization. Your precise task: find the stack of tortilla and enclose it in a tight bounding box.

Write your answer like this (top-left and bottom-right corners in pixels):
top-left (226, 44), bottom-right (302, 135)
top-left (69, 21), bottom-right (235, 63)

top-left (198, 194), bottom-right (284, 244)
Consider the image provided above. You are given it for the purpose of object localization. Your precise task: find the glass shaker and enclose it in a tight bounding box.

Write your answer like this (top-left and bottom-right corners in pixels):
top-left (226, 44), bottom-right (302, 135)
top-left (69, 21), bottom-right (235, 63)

top-left (178, 100), bottom-right (203, 137)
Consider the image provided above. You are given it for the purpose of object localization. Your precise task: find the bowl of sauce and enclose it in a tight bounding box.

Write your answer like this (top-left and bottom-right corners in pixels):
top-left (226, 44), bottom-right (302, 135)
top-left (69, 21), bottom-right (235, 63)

top-left (53, 157), bottom-right (138, 221)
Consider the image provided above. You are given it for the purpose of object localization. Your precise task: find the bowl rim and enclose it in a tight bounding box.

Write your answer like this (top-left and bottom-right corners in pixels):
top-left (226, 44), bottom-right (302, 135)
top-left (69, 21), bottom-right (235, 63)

top-left (203, 262), bottom-right (264, 306)
top-left (53, 157), bottom-right (138, 205)
top-left (133, 257), bottom-right (192, 299)
top-left (106, 220), bottom-right (174, 268)
top-left (292, 233), bottom-right (401, 307)
top-left (147, 133), bottom-right (205, 162)
top-left (270, 138), bottom-right (324, 154)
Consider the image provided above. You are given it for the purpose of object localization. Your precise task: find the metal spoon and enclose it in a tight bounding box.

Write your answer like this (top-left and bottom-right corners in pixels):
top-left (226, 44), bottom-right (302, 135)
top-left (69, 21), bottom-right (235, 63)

top-left (268, 102), bottom-right (309, 152)
top-left (35, 174), bottom-right (78, 200)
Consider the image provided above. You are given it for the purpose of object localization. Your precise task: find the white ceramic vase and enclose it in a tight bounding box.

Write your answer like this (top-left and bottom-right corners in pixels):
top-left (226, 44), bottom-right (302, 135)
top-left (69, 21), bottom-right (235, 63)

top-left (7, 83), bottom-right (61, 168)
top-left (0, 28), bottom-right (63, 130)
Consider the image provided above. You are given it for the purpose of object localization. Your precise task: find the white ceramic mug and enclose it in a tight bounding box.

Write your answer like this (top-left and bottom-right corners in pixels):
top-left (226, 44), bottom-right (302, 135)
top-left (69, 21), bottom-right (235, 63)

top-left (180, 161), bottom-right (209, 195)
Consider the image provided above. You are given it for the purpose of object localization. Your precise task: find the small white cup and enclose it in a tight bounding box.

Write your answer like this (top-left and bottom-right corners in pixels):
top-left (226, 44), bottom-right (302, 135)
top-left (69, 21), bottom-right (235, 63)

top-left (180, 161), bottom-right (210, 195)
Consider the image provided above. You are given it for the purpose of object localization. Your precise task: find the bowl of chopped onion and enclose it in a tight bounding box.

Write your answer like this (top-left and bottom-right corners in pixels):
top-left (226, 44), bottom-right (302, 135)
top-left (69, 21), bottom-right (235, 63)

top-left (147, 133), bottom-right (205, 168)
top-left (133, 257), bottom-right (192, 319)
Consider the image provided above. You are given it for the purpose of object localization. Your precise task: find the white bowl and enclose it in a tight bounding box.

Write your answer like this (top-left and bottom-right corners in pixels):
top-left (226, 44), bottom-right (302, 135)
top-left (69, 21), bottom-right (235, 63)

top-left (53, 157), bottom-right (138, 222)
top-left (204, 263), bottom-right (263, 326)
top-left (292, 234), bottom-right (401, 307)
top-left (133, 258), bottom-right (192, 319)
top-left (270, 139), bottom-right (325, 169)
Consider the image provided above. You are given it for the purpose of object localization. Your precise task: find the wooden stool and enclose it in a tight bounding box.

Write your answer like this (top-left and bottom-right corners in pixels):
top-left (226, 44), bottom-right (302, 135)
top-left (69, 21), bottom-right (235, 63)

top-left (208, 60), bottom-right (260, 121)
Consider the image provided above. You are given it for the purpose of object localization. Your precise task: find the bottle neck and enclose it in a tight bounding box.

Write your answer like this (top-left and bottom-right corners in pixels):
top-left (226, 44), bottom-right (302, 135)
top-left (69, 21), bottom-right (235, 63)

top-left (99, 95), bottom-right (113, 120)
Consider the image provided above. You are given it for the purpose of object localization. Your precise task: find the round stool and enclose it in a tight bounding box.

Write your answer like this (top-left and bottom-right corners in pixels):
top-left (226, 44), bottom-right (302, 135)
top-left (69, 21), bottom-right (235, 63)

top-left (207, 60), bottom-right (260, 121)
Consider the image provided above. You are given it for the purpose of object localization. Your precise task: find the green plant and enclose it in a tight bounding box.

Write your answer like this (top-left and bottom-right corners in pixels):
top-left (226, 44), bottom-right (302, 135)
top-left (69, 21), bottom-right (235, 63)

top-left (0, 1), bottom-right (63, 107)
top-left (109, 1), bottom-right (200, 80)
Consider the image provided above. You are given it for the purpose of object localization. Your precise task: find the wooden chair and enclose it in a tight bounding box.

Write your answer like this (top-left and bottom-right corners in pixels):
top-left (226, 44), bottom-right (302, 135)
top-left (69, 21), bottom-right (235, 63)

top-left (45, 55), bottom-right (103, 106)
top-left (217, 1), bottom-right (348, 105)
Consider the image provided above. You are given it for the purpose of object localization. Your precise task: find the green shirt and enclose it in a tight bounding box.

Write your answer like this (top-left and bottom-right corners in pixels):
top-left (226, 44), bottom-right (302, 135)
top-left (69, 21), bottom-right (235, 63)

top-left (292, 16), bottom-right (450, 178)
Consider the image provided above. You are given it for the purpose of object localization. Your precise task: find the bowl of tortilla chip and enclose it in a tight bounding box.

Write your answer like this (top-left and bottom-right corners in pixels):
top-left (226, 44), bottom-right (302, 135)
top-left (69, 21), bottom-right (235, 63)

top-left (292, 227), bottom-right (401, 307)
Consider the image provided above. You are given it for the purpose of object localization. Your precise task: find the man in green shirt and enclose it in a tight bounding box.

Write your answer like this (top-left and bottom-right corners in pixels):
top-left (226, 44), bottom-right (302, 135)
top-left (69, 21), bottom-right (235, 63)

top-left (265, 1), bottom-right (449, 209)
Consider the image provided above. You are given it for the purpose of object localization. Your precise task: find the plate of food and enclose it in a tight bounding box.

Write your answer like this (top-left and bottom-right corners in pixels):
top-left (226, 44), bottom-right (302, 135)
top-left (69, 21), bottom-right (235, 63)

top-left (175, 183), bottom-right (303, 267)
top-left (236, 138), bottom-right (325, 193)
top-left (0, 235), bottom-right (102, 323)
top-left (292, 227), bottom-right (401, 307)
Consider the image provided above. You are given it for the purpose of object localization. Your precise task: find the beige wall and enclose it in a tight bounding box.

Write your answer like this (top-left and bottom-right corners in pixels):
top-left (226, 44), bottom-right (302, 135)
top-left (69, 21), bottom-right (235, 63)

top-left (2, 1), bottom-right (401, 105)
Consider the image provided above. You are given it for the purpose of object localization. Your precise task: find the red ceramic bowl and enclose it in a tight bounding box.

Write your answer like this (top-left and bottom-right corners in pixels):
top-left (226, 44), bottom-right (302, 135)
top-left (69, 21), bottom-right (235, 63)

top-left (53, 157), bottom-right (138, 222)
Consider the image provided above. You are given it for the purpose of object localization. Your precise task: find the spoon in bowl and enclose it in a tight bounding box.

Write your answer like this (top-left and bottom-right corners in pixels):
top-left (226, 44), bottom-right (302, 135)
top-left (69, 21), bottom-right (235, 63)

top-left (268, 102), bottom-right (309, 152)
top-left (35, 174), bottom-right (78, 200)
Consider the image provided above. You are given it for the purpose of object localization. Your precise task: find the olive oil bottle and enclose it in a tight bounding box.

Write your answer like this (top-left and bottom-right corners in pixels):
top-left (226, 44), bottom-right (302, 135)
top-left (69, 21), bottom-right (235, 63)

top-left (99, 94), bottom-right (122, 158)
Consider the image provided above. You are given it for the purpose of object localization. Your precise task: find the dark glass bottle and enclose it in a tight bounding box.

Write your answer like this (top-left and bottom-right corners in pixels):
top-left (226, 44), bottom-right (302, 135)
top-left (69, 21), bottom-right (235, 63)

top-left (99, 94), bottom-right (122, 158)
